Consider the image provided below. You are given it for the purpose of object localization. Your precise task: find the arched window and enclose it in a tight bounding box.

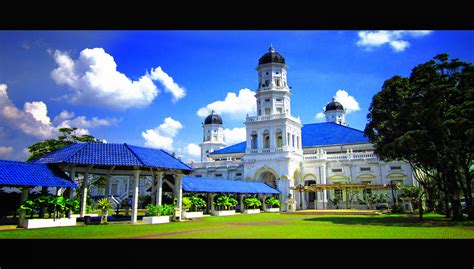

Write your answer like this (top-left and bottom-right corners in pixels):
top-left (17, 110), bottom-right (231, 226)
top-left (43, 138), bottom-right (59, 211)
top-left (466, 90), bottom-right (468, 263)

top-left (276, 129), bottom-right (283, 147)
top-left (251, 131), bottom-right (258, 149)
top-left (263, 130), bottom-right (270, 148)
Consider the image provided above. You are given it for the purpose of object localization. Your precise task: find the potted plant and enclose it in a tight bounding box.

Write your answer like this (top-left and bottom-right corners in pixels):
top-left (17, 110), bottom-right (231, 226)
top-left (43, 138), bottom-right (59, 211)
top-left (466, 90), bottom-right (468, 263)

top-left (96, 197), bottom-right (112, 224)
top-left (264, 197), bottom-right (281, 212)
top-left (142, 204), bottom-right (174, 224)
top-left (19, 194), bottom-right (78, 229)
top-left (212, 195), bottom-right (237, 216)
top-left (182, 196), bottom-right (206, 219)
top-left (243, 197), bottom-right (262, 214)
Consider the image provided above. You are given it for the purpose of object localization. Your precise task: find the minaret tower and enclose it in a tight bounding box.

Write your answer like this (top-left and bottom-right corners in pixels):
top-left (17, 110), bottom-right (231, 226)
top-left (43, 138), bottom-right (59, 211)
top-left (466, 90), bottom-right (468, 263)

top-left (200, 111), bottom-right (226, 162)
top-left (324, 98), bottom-right (347, 125)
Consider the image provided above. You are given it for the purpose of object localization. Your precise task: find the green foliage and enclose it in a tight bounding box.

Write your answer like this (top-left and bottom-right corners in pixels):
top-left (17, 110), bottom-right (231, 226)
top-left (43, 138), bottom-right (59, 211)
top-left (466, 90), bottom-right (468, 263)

top-left (377, 192), bottom-right (389, 203)
top-left (189, 196), bottom-right (206, 212)
top-left (329, 197), bottom-right (341, 209)
top-left (27, 127), bottom-right (101, 161)
top-left (399, 186), bottom-right (422, 199)
top-left (214, 195), bottom-right (237, 210)
top-left (20, 200), bottom-right (36, 215)
top-left (19, 194), bottom-right (79, 219)
top-left (146, 204), bottom-right (159, 216)
top-left (96, 198), bottom-right (112, 212)
top-left (244, 197), bottom-right (262, 209)
top-left (158, 204), bottom-right (175, 216)
top-left (391, 203), bottom-right (405, 213)
top-left (265, 197), bottom-right (281, 208)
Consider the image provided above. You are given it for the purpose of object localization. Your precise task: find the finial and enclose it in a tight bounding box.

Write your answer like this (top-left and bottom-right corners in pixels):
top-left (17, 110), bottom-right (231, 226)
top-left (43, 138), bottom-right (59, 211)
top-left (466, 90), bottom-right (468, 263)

top-left (211, 110), bottom-right (215, 115)
top-left (269, 44), bottom-right (275, 52)
top-left (332, 97), bottom-right (336, 102)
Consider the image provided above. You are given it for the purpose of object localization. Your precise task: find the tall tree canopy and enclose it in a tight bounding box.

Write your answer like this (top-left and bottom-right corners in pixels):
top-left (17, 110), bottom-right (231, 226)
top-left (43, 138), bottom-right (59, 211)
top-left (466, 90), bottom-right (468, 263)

top-left (27, 127), bottom-right (101, 162)
top-left (365, 53), bottom-right (474, 220)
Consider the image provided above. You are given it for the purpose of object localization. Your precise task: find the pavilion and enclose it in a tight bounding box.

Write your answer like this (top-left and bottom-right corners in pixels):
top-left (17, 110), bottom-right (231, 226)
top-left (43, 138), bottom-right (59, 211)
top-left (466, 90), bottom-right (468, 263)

top-left (33, 142), bottom-right (192, 223)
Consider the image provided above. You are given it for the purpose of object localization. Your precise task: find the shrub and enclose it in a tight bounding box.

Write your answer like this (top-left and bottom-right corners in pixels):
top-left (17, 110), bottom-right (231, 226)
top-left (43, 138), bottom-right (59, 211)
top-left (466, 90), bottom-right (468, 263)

top-left (190, 196), bottom-right (206, 212)
top-left (182, 197), bottom-right (192, 211)
top-left (244, 197), bottom-right (262, 209)
top-left (265, 197), bottom-right (281, 208)
top-left (158, 204), bottom-right (175, 216)
top-left (391, 203), bottom-right (404, 213)
top-left (96, 198), bottom-right (112, 224)
top-left (214, 195), bottom-right (237, 210)
top-left (146, 204), bottom-right (159, 216)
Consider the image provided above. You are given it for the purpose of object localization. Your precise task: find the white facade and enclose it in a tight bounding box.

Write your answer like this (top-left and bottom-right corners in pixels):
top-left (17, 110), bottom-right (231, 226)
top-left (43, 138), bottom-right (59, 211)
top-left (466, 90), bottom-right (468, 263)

top-left (189, 46), bottom-right (415, 211)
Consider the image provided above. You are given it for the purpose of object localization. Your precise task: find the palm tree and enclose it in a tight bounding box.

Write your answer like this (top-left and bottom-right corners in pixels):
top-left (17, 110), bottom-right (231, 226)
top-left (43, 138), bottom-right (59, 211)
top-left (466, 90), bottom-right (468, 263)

top-left (97, 198), bottom-right (112, 224)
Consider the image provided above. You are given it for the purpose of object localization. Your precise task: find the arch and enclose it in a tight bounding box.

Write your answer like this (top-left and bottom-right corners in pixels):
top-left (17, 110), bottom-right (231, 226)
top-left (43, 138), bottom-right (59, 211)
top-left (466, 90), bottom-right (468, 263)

top-left (357, 173), bottom-right (376, 180)
top-left (328, 174), bottom-right (348, 181)
top-left (276, 129), bottom-right (283, 147)
top-left (303, 173), bottom-right (317, 181)
top-left (387, 172), bottom-right (407, 179)
top-left (280, 175), bottom-right (289, 180)
top-left (253, 166), bottom-right (279, 181)
top-left (263, 130), bottom-right (270, 149)
top-left (259, 171), bottom-right (277, 188)
top-left (293, 168), bottom-right (302, 185)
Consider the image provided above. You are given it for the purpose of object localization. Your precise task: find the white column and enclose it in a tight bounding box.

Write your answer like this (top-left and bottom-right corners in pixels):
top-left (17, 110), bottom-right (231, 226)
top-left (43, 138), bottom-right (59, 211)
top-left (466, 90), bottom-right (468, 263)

top-left (156, 172), bottom-right (163, 206)
top-left (175, 174), bottom-right (183, 220)
top-left (80, 172), bottom-right (89, 217)
top-left (322, 164), bottom-right (327, 209)
top-left (131, 169), bottom-right (140, 223)
top-left (18, 187), bottom-right (29, 227)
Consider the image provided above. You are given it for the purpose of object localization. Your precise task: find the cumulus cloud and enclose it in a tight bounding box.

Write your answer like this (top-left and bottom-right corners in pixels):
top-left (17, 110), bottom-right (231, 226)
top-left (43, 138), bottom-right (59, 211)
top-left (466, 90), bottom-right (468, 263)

top-left (51, 48), bottom-right (159, 109)
top-left (224, 127), bottom-right (246, 145)
top-left (356, 30), bottom-right (432, 52)
top-left (0, 146), bottom-right (14, 156)
top-left (333, 90), bottom-right (360, 114)
top-left (150, 67), bottom-right (186, 102)
top-left (315, 111), bottom-right (325, 121)
top-left (0, 83), bottom-right (117, 160)
top-left (186, 143), bottom-right (201, 157)
top-left (142, 117), bottom-right (183, 151)
top-left (197, 88), bottom-right (256, 120)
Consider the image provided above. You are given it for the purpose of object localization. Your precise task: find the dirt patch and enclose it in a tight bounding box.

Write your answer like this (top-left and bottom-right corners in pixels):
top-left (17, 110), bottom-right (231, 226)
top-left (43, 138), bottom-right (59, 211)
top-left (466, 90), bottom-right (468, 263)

top-left (134, 227), bottom-right (223, 239)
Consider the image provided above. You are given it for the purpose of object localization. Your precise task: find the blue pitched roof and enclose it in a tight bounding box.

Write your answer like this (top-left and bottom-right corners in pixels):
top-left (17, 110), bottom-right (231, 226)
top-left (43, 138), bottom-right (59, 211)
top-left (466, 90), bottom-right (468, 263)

top-left (210, 122), bottom-right (369, 154)
top-left (302, 122), bottom-right (369, 147)
top-left (182, 176), bottom-right (280, 194)
top-left (0, 160), bottom-right (77, 188)
top-left (34, 143), bottom-right (192, 171)
top-left (211, 141), bottom-right (246, 155)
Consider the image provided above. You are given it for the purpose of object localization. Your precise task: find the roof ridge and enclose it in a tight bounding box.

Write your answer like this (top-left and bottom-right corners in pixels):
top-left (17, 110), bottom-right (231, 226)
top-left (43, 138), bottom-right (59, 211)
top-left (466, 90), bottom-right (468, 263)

top-left (158, 148), bottom-right (193, 170)
top-left (123, 143), bottom-right (147, 167)
top-left (303, 122), bottom-right (365, 134)
top-left (32, 142), bottom-right (87, 163)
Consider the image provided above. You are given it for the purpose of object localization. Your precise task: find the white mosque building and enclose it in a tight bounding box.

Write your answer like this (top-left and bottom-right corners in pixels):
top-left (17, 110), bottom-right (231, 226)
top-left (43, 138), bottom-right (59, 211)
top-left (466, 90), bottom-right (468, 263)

top-left (188, 46), bottom-right (415, 210)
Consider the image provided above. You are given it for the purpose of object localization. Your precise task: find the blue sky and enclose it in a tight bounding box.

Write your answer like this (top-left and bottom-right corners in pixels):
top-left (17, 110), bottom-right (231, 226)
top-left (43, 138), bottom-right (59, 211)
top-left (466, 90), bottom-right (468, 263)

top-left (1, 30), bottom-right (473, 161)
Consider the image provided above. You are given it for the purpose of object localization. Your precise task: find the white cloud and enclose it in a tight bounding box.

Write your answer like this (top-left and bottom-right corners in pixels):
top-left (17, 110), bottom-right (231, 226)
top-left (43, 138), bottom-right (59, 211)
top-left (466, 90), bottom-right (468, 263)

top-left (150, 66), bottom-right (186, 102)
top-left (0, 83), bottom-right (117, 160)
top-left (142, 117), bottom-right (183, 151)
top-left (197, 88), bottom-right (256, 120)
top-left (315, 111), bottom-right (325, 121)
top-left (51, 48), bottom-right (159, 109)
top-left (333, 90), bottom-right (360, 114)
top-left (224, 127), bottom-right (246, 145)
top-left (186, 143), bottom-right (201, 157)
top-left (356, 30), bottom-right (432, 52)
top-left (0, 146), bottom-right (14, 156)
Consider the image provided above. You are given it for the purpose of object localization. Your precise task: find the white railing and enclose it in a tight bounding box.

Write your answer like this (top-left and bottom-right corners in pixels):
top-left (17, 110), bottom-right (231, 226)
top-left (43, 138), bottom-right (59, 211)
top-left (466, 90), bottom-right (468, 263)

top-left (245, 113), bottom-right (300, 123)
top-left (190, 160), bottom-right (243, 169)
top-left (304, 152), bottom-right (377, 161)
top-left (245, 146), bottom-right (297, 154)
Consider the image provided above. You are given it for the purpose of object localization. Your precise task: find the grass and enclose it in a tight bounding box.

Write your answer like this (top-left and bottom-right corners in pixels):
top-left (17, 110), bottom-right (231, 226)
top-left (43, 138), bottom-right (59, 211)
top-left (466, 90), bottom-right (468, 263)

top-left (0, 213), bottom-right (473, 239)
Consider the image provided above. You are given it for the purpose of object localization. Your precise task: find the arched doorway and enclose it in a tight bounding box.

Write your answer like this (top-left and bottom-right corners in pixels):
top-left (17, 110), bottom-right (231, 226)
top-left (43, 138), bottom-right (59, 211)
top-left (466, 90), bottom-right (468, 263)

top-left (259, 171), bottom-right (277, 188)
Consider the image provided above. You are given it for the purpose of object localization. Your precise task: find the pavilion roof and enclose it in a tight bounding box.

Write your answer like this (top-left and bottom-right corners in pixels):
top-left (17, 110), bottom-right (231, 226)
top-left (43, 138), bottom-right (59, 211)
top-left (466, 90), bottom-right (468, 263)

top-left (33, 142), bottom-right (192, 172)
top-left (0, 160), bottom-right (77, 188)
top-left (182, 176), bottom-right (280, 194)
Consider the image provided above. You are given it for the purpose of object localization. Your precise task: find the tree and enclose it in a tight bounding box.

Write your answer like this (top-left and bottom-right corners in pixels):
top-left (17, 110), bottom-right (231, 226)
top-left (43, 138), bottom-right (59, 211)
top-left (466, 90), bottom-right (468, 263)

top-left (27, 127), bottom-right (100, 162)
top-left (96, 198), bottom-right (112, 224)
top-left (365, 53), bottom-right (474, 220)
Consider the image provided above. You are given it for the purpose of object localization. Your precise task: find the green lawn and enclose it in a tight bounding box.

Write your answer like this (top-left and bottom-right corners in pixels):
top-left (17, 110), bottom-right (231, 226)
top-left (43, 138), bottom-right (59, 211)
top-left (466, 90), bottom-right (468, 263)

top-left (0, 213), bottom-right (473, 239)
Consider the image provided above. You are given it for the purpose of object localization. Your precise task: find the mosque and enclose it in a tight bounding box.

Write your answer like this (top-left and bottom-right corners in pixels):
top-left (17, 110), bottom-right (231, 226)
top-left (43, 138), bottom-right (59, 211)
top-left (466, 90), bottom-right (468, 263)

top-left (88, 46), bottom-right (414, 211)
top-left (188, 46), bottom-right (414, 210)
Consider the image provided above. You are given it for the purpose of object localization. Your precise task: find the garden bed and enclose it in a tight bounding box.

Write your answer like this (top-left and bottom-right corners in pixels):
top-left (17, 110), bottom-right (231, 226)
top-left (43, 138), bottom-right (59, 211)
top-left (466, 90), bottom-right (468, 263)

top-left (142, 216), bottom-right (171, 224)
top-left (264, 208), bottom-right (280, 213)
top-left (211, 210), bottom-right (235, 216)
top-left (182, 211), bottom-right (203, 219)
top-left (243, 209), bottom-right (260, 214)
top-left (21, 217), bottom-right (77, 229)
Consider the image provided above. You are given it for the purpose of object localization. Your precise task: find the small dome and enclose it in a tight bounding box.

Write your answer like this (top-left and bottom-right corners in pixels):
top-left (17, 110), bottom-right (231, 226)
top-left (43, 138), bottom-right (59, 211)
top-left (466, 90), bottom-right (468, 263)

top-left (325, 98), bottom-right (344, 111)
top-left (258, 45), bottom-right (285, 65)
top-left (204, 111), bottom-right (223, 125)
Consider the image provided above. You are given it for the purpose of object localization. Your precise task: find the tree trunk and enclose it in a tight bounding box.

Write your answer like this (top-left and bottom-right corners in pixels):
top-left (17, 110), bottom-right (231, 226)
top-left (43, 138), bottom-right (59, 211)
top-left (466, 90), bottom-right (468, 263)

top-left (418, 196), bottom-right (423, 221)
top-left (463, 167), bottom-right (473, 220)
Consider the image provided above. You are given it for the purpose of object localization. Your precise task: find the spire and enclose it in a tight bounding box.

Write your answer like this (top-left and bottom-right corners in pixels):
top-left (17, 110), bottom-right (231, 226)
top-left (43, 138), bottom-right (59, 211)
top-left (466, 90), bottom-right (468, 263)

top-left (269, 43), bottom-right (275, 53)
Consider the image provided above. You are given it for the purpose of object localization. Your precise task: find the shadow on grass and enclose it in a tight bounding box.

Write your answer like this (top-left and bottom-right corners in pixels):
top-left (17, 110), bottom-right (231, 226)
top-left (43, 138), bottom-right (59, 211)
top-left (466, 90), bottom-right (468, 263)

top-left (302, 214), bottom-right (474, 228)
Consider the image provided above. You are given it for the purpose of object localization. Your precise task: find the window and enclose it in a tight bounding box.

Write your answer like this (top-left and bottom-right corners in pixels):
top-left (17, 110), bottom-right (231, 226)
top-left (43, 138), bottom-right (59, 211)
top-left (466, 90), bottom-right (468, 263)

top-left (276, 131), bottom-right (283, 147)
top-left (265, 99), bottom-right (270, 102)
top-left (265, 80), bottom-right (270, 86)
top-left (195, 175), bottom-right (202, 178)
top-left (264, 131), bottom-right (270, 148)
top-left (258, 109), bottom-right (261, 116)
top-left (277, 108), bottom-right (282, 114)
top-left (292, 134), bottom-right (295, 147)
top-left (266, 72), bottom-right (269, 75)
top-left (360, 167), bottom-right (371, 172)
top-left (276, 72), bottom-right (279, 74)
top-left (276, 98), bottom-right (282, 102)
top-left (215, 173), bottom-right (222, 177)
top-left (332, 168), bottom-right (342, 173)
top-left (297, 136), bottom-right (300, 149)
top-left (251, 133), bottom-right (258, 149)
top-left (236, 173), bottom-right (242, 176)
top-left (390, 166), bottom-right (402, 170)
top-left (276, 79), bottom-right (281, 87)
top-left (265, 108), bottom-right (271, 115)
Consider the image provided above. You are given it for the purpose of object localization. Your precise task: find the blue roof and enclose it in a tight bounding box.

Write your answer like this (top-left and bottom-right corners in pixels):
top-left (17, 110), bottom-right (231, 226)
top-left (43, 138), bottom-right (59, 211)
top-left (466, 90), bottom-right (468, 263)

top-left (34, 143), bottom-right (192, 171)
top-left (301, 122), bottom-right (369, 147)
top-left (0, 160), bottom-right (77, 188)
top-left (211, 122), bottom-right (369, 154)
top-left (211, 141), bottom-right (246, 155)
top-left (182, 176), bottom-right (280, 194)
